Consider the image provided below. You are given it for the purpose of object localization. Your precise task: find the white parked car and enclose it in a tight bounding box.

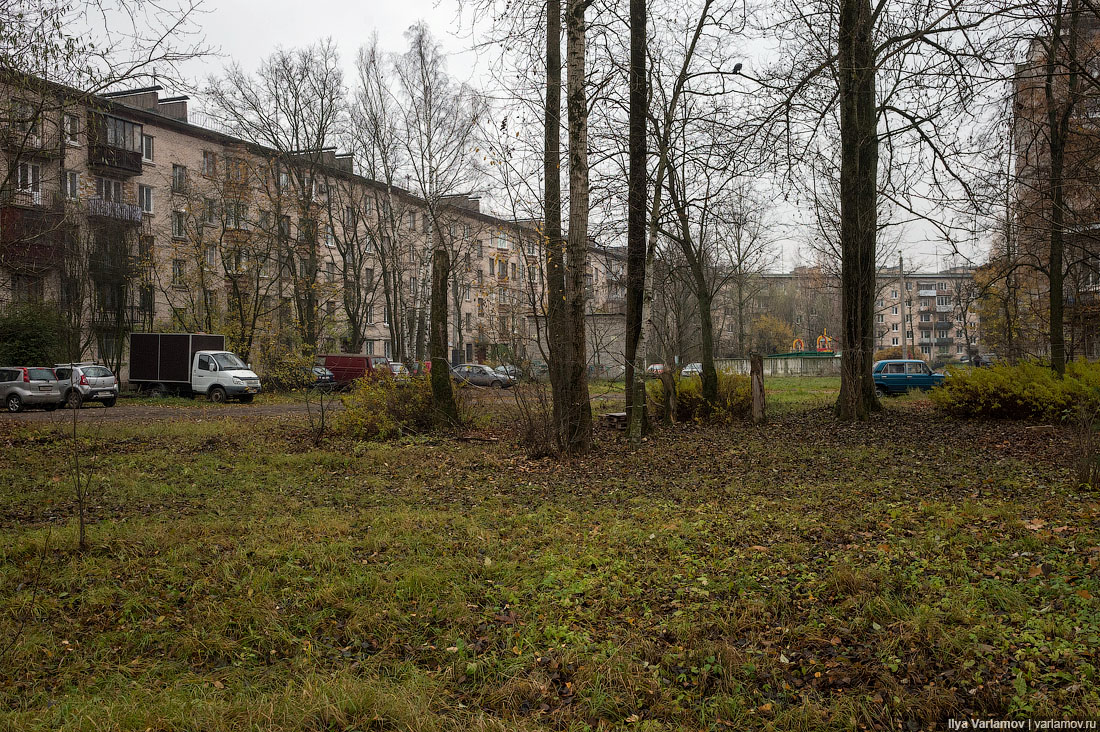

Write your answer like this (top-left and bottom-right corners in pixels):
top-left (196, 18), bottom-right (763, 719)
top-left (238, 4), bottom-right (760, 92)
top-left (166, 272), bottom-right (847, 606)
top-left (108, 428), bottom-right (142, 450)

top-left (680, 362), bottom-right (703, 377)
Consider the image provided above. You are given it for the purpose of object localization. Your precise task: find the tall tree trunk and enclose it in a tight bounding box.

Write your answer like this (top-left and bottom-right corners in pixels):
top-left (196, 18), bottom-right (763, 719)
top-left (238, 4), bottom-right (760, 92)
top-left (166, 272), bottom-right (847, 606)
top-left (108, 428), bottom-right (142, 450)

top-left (1044, 0), bottom-right (1076, 376)
top-left (835, 0), bottom-right (881, 420)
top-left (698, 288), bottom-right (717, 404)
top-left (564, 0), bottom-right (593, 453)
top-left (429, 226), bottom-right (459, 423)
top-left (544, 0), bottom-right (570, 451)
top-left (625, 0), bottom-right (647, 442)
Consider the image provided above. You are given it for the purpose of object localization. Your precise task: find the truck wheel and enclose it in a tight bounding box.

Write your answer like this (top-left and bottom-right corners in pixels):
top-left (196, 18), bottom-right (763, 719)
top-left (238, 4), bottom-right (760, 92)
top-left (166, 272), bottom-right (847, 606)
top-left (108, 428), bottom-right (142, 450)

top-left (148, 384), bottom-right (167, 398)
top-left (102, 397), bottom-right (117, 408)
top-left (239, 394), bottom-right (254, 404)
top-left (65, 390), bottom-right (83, 409)
top-left (209, 386), bottom-right (227, 404)
top-left (6, 394), bottom-right (23, 413)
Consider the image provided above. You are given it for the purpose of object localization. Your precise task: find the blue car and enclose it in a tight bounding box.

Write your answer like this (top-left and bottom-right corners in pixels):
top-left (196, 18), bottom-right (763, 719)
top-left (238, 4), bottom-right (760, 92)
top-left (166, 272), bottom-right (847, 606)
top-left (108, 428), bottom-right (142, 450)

top-left (872, 359), bottom-right (945, 396)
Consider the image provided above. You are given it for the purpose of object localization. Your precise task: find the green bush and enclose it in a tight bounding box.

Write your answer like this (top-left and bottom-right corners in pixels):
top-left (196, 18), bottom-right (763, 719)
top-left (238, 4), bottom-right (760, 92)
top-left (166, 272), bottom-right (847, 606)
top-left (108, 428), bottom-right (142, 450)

top-left (335, 376), bottom-right (460, 440)
top-left (647, 371), bottom-right (751, 422)
top-left (929, 359), bottom-right (1100, 421)
top-left (0, 302), bottom-right (65, 366)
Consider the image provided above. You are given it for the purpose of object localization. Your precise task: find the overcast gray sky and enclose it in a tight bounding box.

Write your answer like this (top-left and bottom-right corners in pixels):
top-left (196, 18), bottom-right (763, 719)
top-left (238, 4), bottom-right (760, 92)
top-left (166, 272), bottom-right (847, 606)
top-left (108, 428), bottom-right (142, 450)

top-left (177, 1), bottom-right (478, 85)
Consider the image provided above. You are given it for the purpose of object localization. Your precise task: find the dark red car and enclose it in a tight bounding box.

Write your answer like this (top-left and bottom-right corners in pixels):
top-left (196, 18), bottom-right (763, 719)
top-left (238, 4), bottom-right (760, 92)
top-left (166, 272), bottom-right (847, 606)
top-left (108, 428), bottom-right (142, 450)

top-left (316, 354), bottom-right (392, 389)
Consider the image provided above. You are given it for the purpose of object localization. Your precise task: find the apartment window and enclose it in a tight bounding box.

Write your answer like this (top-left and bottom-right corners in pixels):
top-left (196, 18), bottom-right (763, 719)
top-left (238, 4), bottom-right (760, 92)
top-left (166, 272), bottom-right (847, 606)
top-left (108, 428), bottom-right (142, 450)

top-left (362, 197), bottom-right (373, 216)
top-left (202, 150), bottom-right (217, 176)
top-left (408, 211), bottom-right (416, 230)
top-left (139, 134), bottom-right (154, 161)
top-left (920, 314), bottom-right (931, 322)
top-left (279, 215), bottom-right (291, 239)
top-left (205, 245), bottom-right (217, 268)
top-left (921, 345), bottom-right (932, 355)
top-left (891, 337), bottom-right (899, 346)
top-left (477, 269), bottom-right (484, 285)
top-left (63, 114), bottom-right (80, 144)
top-left (891, 305), bottom-right (898, 315)
top-left (227, 201), bottom-right (247, 230)
top-left (64, 170), bottom-right (79, 199)
top-left (477, 298), bottom-right (485, 317)
top-left (326, 300), bottom-right (336, 318)
top-left (463, 224), bottom-right (470, 240)
top-left (891, 289), bottom-right (898, 299)
top-left (139, 285), bottom-right (154, 313)
top-left (138, 235), bottom-right (153, 260)
top-left (202, 197), bottom-right (216, 225)
top-left (937, 282), bottom-right (946, 291)
top-left (365, 340), bottom-right (375, 356)
top-left (497, 260), bottom-right (506, 277)
top-left (876, 298), bottom-right (884, 307)
top-left (172, 259), bottom-right (185, 286)
top-left (172, 164), bottom-right (188, 193)
top-left (325, 225), bottom-right (336, 248)
top-left (476, 241), bottom-right (483, 258)
top-left (299, 259), bottom-right (309, 278)
top-left (171, 211), bottom-right (186, 239)
top-left (326, 260), bottom-right (336, 284)
top-left (511, 263), bottom-right (517, 279)
top-left (225, 157), bottom-right (245, 182)
top-left (937, 295), bottom-right (951, 306)
top-left (422, 213), bottom-right (429, 233)
top-left (905, 281), bottom-right (912, 291)
top-left (16, 162), bottom-right (41, 195)
top-left (96, 177), bottom-right (122, 202)
top-left (138, 184), bottom-right (153, 213)
top-left (365, 267), bottom-right (374, 285)
top-left (464, 285), bottom-right (471, 301)
top-left (906, 330), bottom-right (913, 340)
top-left (891, 323), bottom-right (899, 331)
top-left (464, 312), bottom-right (471, 329)
top-left (876, 314), bottom-right (884, 323)
top-left (11, 273), bottom-right (44, 302)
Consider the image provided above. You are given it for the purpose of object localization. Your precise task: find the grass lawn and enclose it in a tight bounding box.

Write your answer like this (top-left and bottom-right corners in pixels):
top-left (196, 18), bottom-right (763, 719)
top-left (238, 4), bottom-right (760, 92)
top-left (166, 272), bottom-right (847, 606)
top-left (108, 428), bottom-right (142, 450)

top-left (0, 380), bottom-right (1097, 731)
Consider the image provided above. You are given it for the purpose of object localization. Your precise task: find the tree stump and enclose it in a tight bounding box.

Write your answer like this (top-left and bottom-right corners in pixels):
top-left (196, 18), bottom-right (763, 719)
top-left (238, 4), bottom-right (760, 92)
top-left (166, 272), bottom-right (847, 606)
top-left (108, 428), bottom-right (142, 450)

top-left (750, 352), bottom-right (765, 424)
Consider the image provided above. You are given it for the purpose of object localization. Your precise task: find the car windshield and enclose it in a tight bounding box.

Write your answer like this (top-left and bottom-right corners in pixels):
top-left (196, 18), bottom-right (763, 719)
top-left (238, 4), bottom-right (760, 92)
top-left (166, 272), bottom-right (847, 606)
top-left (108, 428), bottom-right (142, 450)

top-left (212, 352), bottom-right (247, 370)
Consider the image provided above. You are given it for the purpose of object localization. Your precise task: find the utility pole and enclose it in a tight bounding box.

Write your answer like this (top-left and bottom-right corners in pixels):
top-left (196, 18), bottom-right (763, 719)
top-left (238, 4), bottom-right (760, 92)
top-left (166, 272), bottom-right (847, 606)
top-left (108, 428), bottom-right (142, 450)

top-left (899, 253), bottom-right (910, 358)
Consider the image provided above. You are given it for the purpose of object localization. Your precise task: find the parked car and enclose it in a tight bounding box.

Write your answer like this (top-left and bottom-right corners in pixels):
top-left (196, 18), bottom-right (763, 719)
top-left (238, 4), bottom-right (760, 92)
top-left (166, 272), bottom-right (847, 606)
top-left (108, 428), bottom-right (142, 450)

top-left (389, 362), bottom-right (411, 383)
top-left (495, 364), bottom-right (519, 380)
top-left (872, 359), bottom-right (945, 396)
top-left (680, 362), bottom-right (703, 377)
top-left (316, 353), bottom-right (392, 390)
top-left (1, 367), bottom-right (60, 413)
top-left (645, 363), bottom-right (667, 378)
top-left (306, 365), bottom-right (337, 390)
top-left (54, 362), bottom-right (119, 408)
top-left (454, 363), bottom-right (513, 389)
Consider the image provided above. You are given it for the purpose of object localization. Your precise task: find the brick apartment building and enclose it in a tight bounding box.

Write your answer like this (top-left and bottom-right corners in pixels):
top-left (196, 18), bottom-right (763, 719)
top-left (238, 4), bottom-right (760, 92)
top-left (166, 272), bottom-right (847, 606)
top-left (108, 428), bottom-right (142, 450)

top-left (0, 75), bottom-right (630, 377)
top-left (871, 265), bottom-right (982, 360)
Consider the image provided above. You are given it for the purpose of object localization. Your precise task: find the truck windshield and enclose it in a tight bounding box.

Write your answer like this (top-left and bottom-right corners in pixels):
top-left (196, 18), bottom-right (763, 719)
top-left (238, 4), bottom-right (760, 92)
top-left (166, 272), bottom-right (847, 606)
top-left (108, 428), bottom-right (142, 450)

top-left (212, 353), bottom-right (246, 370)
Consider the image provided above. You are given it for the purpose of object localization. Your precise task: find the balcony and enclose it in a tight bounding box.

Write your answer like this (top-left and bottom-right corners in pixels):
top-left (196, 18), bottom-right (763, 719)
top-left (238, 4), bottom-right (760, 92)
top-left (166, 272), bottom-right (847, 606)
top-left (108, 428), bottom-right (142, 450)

top-left (86, 197), bottom-right (144, 225)
top-left (935, 337), bottom-right (954, 346)
top-left (917, 321), bottom-right (935, 330)
top-left (1, 127), bottom-right (62, 158)
top-left (935, 304), bottom-right (953, 313)
top-left (87, 112), bottom-right (144, 177)
top-left (0, 188), bottom-right (66, 271)
top-left (918, 289), bottom-right (937, 297)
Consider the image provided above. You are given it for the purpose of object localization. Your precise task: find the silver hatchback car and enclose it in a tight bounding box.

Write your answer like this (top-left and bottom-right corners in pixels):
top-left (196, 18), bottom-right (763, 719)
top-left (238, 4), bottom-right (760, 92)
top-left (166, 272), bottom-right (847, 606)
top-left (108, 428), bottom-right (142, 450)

top-left (1, 367), bottom-right (61, 413)
top-left (54, 363), bottom-right (119, 408)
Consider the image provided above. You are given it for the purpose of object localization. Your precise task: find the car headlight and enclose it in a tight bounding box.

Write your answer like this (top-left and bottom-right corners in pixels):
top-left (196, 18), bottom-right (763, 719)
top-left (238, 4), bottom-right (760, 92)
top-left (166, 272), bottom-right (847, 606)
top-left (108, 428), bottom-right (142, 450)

top-left (232, 376), bottom-right (244, 385)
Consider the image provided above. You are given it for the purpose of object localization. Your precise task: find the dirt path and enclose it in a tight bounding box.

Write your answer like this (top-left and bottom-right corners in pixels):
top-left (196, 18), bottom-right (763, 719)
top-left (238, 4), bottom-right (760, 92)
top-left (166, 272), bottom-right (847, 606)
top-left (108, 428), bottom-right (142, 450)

top-left (1, 398), bottom-right (333, 425)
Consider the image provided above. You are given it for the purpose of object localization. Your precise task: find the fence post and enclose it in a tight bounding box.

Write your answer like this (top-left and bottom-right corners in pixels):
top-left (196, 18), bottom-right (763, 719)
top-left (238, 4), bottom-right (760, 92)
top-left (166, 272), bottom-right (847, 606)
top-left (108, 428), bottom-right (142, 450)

top-left (750, 352), bottom-right (765, 424)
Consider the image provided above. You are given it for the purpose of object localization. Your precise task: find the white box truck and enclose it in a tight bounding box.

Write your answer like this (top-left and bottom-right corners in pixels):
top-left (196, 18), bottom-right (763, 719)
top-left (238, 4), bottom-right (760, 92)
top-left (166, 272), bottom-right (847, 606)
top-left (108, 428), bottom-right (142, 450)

top-left (129, 333), bottom-right (262, 403)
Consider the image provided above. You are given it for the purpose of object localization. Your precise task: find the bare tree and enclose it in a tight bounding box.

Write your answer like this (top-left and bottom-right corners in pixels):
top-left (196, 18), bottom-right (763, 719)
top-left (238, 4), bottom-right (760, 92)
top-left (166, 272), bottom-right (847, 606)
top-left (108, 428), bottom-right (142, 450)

top-left (206, 41), bottom-right (346, 352)
top-left (392, 23), bottom-right (486, 425)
